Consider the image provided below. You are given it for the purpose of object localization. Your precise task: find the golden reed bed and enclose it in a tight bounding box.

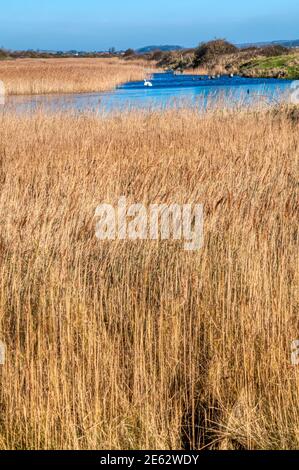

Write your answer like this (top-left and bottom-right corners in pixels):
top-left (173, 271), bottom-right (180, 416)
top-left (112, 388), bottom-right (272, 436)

top-left (0, 58), bottom-right (154, 95)
top-left (0, 106), bottom-right (298, 449)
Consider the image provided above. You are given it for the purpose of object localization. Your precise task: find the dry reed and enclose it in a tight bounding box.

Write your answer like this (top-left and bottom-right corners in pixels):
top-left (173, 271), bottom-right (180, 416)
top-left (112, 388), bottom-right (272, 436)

top-left (0, 105), bottom-right (298, 450)
top-left (0, 58), bottom-right (154, 95)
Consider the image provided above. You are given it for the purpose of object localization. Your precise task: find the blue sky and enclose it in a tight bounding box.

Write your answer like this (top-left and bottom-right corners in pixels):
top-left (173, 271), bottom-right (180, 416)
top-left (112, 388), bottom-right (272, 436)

top-left (1, 0), bottom-right (299, 50)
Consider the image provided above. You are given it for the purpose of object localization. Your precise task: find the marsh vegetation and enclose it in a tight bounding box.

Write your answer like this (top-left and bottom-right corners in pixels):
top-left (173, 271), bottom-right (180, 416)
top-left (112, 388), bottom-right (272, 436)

top-left (0, 105), bottom-right (297, 449)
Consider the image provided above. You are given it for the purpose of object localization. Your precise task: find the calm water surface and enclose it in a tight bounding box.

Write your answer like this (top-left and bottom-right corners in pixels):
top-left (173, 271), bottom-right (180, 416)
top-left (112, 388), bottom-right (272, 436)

top-left (4, 72), bottom-right (293, 113)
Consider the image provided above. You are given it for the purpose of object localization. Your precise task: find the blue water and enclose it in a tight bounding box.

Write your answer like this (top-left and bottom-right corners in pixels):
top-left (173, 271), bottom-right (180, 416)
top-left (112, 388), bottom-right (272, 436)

top-left (4, 72), bottom-right (293, 113)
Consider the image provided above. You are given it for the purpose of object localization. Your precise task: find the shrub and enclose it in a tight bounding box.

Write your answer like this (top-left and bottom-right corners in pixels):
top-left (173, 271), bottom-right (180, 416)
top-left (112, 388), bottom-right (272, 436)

top-left (0, 48), bottom-right (9, 59)
top-left (259, 45), bottom-right (290, 57)
top-left (194, 39), bottom-right (238, 67)
top-left (123, 48), bottom-right (135, 57)
top-left (150, 50), bottom-right (165, 61)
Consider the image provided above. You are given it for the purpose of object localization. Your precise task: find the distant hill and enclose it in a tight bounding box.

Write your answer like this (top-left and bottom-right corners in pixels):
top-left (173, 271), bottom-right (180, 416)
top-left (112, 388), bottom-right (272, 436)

top-left (136, 45), bottom-right (183, 54)
top-left (137, 40), bottom-right (299, 55)
top-left (238, 39), bottom-right (299, 49)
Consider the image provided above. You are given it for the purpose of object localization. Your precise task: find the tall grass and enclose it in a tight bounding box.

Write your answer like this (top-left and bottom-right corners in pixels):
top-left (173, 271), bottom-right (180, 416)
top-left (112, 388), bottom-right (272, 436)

top-left (0, 58), bottom-right (154, 95)
top-left (0, 106), bottom-right (298, 449)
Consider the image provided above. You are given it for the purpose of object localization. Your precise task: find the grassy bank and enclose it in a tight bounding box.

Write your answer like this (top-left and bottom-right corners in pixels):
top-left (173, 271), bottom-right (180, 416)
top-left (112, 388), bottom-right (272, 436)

top-left (241, 54), bottom-right (299, 79)
top-left (0, 105), bottom-right (298, 449)
top-left (0, 58), bottom-right (154, 95)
